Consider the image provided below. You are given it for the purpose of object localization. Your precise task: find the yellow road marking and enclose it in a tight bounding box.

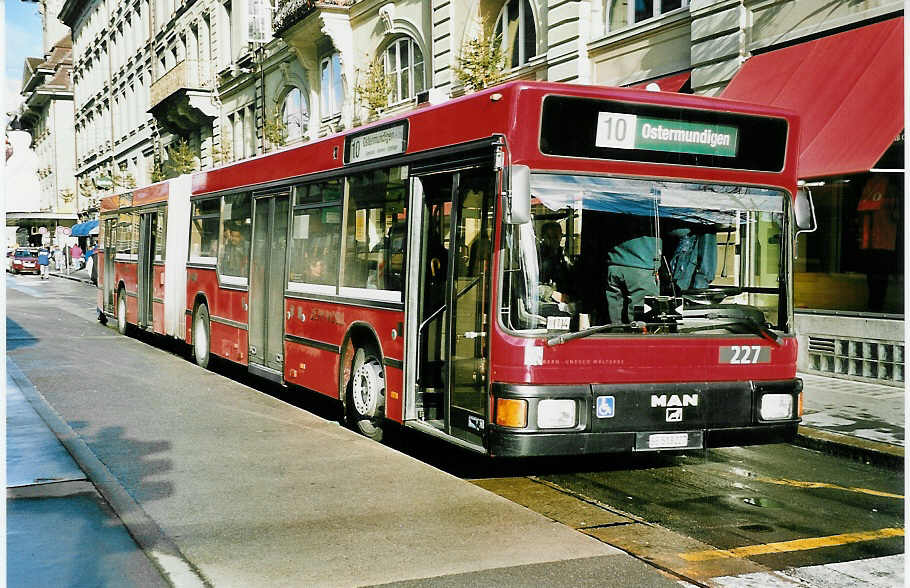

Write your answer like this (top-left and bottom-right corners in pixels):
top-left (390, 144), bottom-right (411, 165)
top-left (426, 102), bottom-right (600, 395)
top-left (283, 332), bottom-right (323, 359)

top-left (680, 527), bottom-right (904, 561)
top-left (757, 476), bottom-right (904, 499)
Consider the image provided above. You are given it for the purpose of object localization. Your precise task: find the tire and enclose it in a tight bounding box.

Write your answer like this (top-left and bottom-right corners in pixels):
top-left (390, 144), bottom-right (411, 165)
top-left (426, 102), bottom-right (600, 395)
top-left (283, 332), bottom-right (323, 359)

top-left (116, 289), bottom-right (129, 335)
top-left (192, 304), bottom-right (211, 369)
top-left (347, 346), bottom-right (385, 441)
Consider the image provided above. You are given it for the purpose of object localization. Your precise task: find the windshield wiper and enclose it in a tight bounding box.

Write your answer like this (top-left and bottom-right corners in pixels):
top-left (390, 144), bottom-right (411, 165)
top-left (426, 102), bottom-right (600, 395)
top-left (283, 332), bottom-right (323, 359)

top-left (546, 321), bottom-right (676, 346)
top-left (679, 306), bottom-right (783, 345)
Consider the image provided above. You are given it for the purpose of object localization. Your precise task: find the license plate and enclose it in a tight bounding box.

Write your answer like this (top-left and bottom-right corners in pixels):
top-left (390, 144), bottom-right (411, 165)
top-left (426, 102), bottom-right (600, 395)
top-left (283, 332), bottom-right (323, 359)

top-left (635, 431), bottom-right (704, 451)
top-left (24, 263), bottom-right (34, 267)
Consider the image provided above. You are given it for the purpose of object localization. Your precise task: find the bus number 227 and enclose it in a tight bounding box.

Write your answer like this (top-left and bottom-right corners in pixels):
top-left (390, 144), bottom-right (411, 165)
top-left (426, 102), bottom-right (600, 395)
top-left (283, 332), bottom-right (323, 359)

top-left (726, 345), bottom-right (766, 364)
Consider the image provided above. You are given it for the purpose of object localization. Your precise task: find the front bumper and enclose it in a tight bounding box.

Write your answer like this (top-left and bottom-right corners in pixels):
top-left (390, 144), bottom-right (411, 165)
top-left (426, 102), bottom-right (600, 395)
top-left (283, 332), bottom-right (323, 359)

top-left (487, 379), bottom-right (801, 457)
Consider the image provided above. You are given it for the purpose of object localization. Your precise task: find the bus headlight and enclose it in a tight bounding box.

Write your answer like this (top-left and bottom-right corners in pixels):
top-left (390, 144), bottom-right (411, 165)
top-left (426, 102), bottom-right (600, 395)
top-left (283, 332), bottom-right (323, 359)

top-left (537, 399), bottom-right (576, 429)
top-left (760, 394), bottom-right (793, 420)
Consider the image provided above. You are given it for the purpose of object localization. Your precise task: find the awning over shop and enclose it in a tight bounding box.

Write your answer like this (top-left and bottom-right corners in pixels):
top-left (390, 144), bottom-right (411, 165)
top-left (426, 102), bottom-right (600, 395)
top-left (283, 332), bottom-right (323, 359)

top-left (70, 219), bottom-right (99, 236)
top-left (722, 17), bottom-right (904, 179)
top-left (628, 71), bottom-right (691, 92)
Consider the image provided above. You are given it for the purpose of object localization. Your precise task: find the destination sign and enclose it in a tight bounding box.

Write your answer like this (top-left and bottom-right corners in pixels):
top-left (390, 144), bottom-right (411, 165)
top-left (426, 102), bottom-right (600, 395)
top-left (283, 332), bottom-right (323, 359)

top-left (539, 96), bottom-right (788, 172)
top-left (595, 112), bottom-right (738, 157)
top-left (346, 122), bottom-right (408, 164)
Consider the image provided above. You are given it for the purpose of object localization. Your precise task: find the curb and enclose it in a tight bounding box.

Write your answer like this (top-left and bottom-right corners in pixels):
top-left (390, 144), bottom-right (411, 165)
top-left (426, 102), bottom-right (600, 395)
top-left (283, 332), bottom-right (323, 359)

top-left (50, 272), bottom-right (94, 285)
top-left (7, 359), bottom-right (210, 587)
top-left (794, 426), bottom-right (904, 470)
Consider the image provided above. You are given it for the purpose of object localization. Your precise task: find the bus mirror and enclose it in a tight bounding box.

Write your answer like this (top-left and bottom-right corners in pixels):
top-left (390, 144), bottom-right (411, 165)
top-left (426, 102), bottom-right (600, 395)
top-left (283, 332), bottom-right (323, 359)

top-left (507, 165), bottom-right (531, 224)
top-left (794, 188), bottom-right (817, 234)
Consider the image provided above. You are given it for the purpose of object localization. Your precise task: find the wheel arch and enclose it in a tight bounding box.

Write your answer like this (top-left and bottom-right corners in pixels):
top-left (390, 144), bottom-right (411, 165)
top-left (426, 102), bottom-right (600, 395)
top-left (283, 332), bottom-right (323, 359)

top-left (338, 321), bottom-right (385, 412)
top-left (188, 292), bottom-right (209, 343)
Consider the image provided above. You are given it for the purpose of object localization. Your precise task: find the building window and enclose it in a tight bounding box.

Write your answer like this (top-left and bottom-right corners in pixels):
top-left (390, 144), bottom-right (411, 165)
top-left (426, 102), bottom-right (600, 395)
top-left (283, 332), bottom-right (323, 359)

top-left (384, 37), bottom-right (425, 105)
top-left (320, 52), bottom-right (343, 118)
top-left (494, 0), bottom-right (537, 68)
top-left (281, 87), bottom-right (307, 142)
top-left (608, 0), bottom-right (687, 32)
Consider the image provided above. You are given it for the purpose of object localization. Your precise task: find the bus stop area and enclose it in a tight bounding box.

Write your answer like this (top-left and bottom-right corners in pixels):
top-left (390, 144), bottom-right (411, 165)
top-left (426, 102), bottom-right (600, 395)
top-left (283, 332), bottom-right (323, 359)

top-left (7, 271), bottom-right (904, 586)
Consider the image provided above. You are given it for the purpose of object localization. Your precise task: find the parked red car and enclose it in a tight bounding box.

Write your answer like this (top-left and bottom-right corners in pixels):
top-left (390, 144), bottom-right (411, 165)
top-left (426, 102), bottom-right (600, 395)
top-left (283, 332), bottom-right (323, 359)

top-left (10, 248), bottom-right (39, 275)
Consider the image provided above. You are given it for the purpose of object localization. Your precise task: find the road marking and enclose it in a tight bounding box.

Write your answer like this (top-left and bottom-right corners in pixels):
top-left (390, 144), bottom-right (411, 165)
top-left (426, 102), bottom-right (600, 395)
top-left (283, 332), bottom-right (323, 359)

top-left (680, 528), bottom-right (904, 562)
top-left (757, 476), bottom-right (903, 499)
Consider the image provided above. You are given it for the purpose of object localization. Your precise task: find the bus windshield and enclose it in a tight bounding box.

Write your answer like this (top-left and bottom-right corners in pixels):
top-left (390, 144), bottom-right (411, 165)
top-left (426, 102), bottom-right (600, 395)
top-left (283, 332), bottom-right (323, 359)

top-left (502, 174), bottom-right (788, 337)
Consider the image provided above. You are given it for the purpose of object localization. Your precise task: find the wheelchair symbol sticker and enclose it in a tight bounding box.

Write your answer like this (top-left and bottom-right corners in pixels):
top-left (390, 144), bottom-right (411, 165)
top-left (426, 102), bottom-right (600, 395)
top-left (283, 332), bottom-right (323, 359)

top-left (596, 396), bottom-right (615, 418)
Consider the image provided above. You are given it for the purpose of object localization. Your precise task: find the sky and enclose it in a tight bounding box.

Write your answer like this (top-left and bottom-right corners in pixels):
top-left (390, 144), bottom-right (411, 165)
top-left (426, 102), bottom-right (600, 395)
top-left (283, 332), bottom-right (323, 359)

top-left (4, 1), bottom-right (44, 214)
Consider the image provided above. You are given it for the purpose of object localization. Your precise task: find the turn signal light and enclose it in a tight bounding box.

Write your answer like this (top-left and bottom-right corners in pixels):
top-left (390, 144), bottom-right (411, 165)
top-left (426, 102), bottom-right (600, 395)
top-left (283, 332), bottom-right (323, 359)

top-left (798, 391), bottom-right (804, 417)
top-left (495, 398), bottom-right (528, 428)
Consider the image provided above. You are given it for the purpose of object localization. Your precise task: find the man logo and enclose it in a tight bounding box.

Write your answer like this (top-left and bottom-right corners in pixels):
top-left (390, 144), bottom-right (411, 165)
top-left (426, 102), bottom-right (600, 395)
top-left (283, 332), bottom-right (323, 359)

top-left (651, 394), bottom-right (699, 408)
top-left (666, 408), bottom-right (683, 422)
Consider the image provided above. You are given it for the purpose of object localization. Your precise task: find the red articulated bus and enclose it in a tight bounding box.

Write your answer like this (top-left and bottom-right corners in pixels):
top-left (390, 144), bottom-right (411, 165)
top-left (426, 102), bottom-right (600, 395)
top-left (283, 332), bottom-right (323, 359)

top-left (98, 81), bottom-right (816, 457)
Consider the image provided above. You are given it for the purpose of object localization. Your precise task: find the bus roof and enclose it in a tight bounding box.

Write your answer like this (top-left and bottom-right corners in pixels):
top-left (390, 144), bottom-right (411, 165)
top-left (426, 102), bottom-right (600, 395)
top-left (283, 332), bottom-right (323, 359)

top-left (187, 80), bottom-right (799, 197)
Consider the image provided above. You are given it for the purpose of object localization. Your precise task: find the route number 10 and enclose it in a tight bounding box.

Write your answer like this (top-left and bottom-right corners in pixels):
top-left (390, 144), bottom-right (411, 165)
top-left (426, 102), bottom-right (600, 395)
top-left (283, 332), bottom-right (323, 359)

top-left (595, 112), bottom-right (637, 150)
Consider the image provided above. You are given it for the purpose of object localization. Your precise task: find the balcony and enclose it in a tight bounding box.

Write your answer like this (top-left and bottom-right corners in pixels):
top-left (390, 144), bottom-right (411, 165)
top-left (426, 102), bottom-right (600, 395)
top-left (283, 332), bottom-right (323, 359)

top-left (149, 59), bottom-right (218, 135)
top-left (273, 0), bottom-right (353, 37)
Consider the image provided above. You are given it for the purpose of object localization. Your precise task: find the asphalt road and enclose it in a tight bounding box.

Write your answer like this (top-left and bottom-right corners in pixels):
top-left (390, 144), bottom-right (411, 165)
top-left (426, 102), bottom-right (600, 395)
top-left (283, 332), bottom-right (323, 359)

top-left (6, 273), bottom-right (904, 587)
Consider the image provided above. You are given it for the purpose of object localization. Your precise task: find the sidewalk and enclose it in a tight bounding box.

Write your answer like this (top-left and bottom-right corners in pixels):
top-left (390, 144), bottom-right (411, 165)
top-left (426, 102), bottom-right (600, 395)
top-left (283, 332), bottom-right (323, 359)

top-left (6, 361), bottom-right (170, 587)
top-left (797, 372), bottom-right (904, 468)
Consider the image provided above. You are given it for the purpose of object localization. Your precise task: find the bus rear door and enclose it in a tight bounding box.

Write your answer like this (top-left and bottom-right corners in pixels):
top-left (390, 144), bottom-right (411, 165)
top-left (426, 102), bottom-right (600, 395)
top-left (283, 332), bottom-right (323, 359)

top-left (248, 191), bottom-right (289, 380)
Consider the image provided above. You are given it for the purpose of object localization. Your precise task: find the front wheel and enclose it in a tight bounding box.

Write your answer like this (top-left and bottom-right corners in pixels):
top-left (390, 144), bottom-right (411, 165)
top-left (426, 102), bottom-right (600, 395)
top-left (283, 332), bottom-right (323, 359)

top-left (116, 289), bottom-right (129, 335)
top-left (347, 346), bottom-right (385, 441)
top-left (192, 304), bottom-right (211, 369)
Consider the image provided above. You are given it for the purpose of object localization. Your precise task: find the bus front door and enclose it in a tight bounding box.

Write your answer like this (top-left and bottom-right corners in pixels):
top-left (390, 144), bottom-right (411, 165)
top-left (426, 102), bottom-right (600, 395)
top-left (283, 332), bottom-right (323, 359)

top-left (412, 168), bottom-right (494, 448)
top-left (136, 211), bottom-right (156, 329)
top-left (248, 192), bottom-right (289, 380)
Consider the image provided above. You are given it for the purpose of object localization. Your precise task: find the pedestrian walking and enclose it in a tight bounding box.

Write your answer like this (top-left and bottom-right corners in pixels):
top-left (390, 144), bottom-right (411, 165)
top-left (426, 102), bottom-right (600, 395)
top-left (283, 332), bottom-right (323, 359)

top-left (71, 243), bottom-right (83, 270)
top-left (53, 246), bottom-right (64, 272)
top-left (37, 248), bottom-right (50, 279)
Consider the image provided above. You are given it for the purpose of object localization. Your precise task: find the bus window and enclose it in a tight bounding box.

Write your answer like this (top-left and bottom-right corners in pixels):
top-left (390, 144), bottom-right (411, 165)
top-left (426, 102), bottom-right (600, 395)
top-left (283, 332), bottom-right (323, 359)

top-left (341, 166), bottom-right (408, 297)
top-left (503, 174), bottom-right (786, 333)
top-left (189, 198), bottom-right (220, 263)
top-left (289, 180), bottom-right (343, 292)
top-left (218, 193), bottom-right (251, 281)
top-left (116, 211), bottom-right (132, 258)
top-left (154, 208), bottom-right (167, 262)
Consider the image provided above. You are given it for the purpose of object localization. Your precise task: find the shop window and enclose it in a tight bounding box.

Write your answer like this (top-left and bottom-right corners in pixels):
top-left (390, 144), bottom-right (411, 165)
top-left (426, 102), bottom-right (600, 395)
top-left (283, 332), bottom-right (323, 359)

top-left (494, 0), bottom-right (537, 69)
top-left (218, 193), bottom-right (251, 282)
top-left (320, 53), bottom-right (343, 118)
top-left (288, 179), bottom-right (343, 292)
top-left (189, 198), bottom-right (220, 263)
top-left (341, 166), bottom-right (408, 300)
top-left (281, 87), bottom-right (308, 142)
top-left (384, 37), bottom-right (425, 105)
top-left (607, 0), bottom-right (687, 33)
top-left (795, 172), bottom-right (904, 314)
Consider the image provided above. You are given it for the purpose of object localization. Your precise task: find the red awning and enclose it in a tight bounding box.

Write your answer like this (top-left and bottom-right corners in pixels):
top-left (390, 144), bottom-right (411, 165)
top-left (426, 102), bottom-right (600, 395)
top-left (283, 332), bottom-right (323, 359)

top-left (628, 71), bottom-right (691, 92)
top-left (722, 17), bottom-right (904, 179)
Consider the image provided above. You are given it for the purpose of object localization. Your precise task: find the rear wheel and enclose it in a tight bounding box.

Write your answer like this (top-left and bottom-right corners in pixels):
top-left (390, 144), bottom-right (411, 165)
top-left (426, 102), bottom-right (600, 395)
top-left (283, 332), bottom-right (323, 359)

top-left (193, 304), bottom-right (211, 369)
top-left (116, 289), bottom-right (129, 335)
top-left (347, 346), bottom-right (385, 441)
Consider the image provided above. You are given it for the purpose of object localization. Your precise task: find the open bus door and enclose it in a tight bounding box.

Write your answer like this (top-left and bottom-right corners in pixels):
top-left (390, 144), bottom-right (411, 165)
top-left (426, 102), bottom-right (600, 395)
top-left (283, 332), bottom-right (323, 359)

top-left (407, 167), bottom-right (495, 450)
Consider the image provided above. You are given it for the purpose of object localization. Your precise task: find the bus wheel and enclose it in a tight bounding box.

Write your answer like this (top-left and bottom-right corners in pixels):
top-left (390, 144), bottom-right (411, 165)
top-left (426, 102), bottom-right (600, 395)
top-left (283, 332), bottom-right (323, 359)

top-left (192, 304), bottom-right (211, 369)
top-left (116, 289), bottom-right (129, 335)
top-left (347, 346), bottom-right (385, 441)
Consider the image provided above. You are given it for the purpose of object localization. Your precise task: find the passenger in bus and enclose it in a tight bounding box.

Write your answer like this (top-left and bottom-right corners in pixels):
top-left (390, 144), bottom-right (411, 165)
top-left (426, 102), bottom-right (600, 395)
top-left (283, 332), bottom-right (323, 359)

top-left (604, 217), bottom-right (660, 323)
top-left (667, 224), bottom-right (717, 292)
top-left (538, 221), bottom-right (573, 303)
top-left (221, 222), bottom-right (249, 277)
